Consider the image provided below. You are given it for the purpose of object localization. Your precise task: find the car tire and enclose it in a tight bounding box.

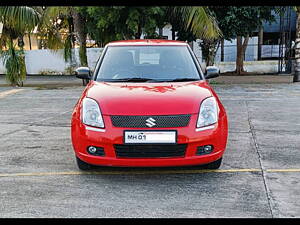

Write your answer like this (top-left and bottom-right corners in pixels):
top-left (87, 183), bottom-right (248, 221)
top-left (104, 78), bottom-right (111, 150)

top-left (76, 156), bottom-right (93, 170)
top-left (202, 157), bottom-right (222, 169)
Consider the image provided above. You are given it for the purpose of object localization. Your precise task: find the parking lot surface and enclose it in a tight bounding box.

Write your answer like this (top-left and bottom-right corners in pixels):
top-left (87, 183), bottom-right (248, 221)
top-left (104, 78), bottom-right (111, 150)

top-left (0, 79), bottom-right (299, 218)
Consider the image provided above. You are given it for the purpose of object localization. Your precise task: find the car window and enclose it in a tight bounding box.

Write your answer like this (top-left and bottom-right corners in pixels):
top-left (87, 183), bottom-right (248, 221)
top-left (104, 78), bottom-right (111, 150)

top-left (96, 46), bottom-right (203, 82)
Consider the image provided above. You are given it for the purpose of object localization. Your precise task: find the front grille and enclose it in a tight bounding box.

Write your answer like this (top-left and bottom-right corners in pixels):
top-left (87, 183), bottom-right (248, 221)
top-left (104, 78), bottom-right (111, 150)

top-left (114, 144), bottom-right (187, 158)
top-left (111, 115), bottom-right (191, 128)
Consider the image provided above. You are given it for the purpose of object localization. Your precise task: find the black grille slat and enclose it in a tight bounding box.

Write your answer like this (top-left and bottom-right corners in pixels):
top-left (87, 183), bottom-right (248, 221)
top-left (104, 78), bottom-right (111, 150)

top-left (111, 115), bottom-right (191, 128)
top-left (114, 144), bottom-right (187, 158)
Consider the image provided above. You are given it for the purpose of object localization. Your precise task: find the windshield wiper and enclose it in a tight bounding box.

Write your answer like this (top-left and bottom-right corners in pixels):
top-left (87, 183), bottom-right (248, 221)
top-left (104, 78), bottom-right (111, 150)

top-left (99, 78), bottom-right (200, 82)
top-left (161, 78), bottom-right (200, 82)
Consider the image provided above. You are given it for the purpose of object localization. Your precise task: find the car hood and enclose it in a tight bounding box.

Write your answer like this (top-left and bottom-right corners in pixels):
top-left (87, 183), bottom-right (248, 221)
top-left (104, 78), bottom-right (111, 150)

top-left (85, 80), bottom-right (213, 115)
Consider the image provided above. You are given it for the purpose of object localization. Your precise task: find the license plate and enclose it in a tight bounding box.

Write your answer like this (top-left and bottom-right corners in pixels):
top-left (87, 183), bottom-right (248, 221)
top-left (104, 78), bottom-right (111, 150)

top-left (124, 131), bottom-right (176, 144)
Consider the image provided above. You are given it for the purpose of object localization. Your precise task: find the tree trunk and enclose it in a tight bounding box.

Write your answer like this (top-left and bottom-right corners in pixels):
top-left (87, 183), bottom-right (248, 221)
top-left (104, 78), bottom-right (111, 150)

top-left (17, 36), bottom-right (26, 87)
top-left (72, 10), bottom-right (88, 67)
top-left (172, 27), bottom-right (176, 40)
top-left (135, 24), bottom-right (142, 39)
top-left (67, 15), bottom-right (75, 48)
top-left (199, 39), bottom-right (219, 67)
top-left (28, 33), bottom-right (32, 50)
top-left (236, 36), bottom-right (243, 74)
top-left (207, 41), bottom-right (220, 66)
top-left (79, 43), bottom-right (88, 66)
top-left (221, 39), bottom-right (224, 62)
top-left (293, 8), bottom-right (300, 82)
top-left (236, 35), bottom-right (249, 74)
top-left (158, 28), bottom-right (163, 37)
top-left (258, 27), bottom-right (263, 61)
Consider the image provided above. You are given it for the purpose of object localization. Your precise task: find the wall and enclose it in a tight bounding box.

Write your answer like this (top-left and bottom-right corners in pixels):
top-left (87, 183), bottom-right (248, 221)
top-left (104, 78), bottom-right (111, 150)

top-left (215, 60), bottom-right (279, 74)
top-left (0, 48), bottom-right (103, 75)
top-left (193, 37), bottom-right (262, 63)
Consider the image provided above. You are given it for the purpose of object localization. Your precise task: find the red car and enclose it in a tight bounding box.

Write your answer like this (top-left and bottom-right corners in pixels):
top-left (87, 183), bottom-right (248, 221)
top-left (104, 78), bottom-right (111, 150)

top-left (71, 39), bottom-right (228, 170)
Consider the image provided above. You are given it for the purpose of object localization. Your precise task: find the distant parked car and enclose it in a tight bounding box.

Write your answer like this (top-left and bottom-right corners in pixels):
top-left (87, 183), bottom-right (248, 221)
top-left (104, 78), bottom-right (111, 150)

top-left (72, 39), bottom-right (228, 170)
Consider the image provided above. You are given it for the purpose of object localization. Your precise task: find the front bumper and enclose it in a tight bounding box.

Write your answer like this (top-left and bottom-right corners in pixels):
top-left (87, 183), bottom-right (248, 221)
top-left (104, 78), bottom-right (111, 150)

top-left (71, 114), bottom-right (228, 167)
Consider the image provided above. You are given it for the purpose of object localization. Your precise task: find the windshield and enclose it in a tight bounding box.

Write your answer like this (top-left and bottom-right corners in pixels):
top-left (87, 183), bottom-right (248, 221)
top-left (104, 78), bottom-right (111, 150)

top-left (95, 46), bottom-right (203, 82)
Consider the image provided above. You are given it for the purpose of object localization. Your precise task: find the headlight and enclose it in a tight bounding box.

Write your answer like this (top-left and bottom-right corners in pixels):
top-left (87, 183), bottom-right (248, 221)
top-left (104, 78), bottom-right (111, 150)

top-left (196, 97), bottom-right (218, 128)
top-left (82, 97), bottom-right (104, 128)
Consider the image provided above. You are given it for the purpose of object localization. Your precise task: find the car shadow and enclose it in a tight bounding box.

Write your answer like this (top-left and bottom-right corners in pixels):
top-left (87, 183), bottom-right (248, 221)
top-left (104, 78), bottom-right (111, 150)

top-left (88, 164), bottom-right (212, 173)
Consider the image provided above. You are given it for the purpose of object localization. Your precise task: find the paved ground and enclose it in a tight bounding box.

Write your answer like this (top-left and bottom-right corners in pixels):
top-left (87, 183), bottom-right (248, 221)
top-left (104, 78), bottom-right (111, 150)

top-left (214, 74), bottom-right (293, 84)
top-left (0, 75), bottom-right (83, 88)
top-left (0, 76), bottom-right (299, 218)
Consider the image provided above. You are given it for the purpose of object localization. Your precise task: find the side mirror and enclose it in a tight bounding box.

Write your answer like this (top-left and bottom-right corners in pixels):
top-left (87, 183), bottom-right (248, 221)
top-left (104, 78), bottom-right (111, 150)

top-left (75, 67), bottom-right (91, 80)
top-left (205, 66), bottom-right (220, 79)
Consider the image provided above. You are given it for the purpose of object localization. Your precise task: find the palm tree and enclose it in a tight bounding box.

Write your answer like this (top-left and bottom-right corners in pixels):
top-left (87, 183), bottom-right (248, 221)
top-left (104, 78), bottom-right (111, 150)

top-left (294, 6), bottom-right (300, 82)
top-left (0, 6), bottom-right (40, 86)
top-left (166, 7), bottom-right (221, 68)
top-left (174, 6), bottom-right (221, 40)
top-left (0, 41), bottom-right (26, 86)
top-left (39, 7), bottom-right (74, 62)
top-left (43, 7), bottom-right (88, 88)
top-left (71, 8), bottom-right (88, 67)
top-left (43, 6), bottom-right (88, 67)
top-left (44, 6), bottom-right (88, 85)
top-left (0, 6), bottom-right (88, 86)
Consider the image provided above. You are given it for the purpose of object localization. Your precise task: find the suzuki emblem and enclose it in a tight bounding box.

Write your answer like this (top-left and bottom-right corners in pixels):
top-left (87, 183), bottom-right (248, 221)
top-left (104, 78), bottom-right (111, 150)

top-left (146, 117), bottom-right (156, 127)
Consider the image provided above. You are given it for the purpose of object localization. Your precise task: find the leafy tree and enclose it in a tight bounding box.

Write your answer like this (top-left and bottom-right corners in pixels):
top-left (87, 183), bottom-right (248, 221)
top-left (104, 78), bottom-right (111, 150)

top-left (85, 7), bottom-right (124, 46)
top-left (86, 6), bottom-right (221, 45)
top-left (209, 6), bottom-right (276, 74)
top-left (85, 6), bottom-right (165, 45)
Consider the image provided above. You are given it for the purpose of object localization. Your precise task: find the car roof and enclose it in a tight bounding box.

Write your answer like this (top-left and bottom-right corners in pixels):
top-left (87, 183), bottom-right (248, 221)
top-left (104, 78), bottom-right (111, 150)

top-left (107, 39), bottom-right (188, 46)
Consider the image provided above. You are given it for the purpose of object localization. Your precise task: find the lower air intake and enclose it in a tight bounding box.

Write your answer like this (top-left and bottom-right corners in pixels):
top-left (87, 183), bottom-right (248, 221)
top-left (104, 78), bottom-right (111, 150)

top-left (114, 144), bottom-right (187, 158)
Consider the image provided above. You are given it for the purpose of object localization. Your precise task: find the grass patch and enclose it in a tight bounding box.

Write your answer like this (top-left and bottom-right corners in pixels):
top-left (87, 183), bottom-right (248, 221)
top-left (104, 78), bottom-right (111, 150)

top-left (34, 86), bottom-right (65, 90)
top-left (33, 83), bottom-right (83, 90)
top-left (208, 80), bottom-right (225, 85)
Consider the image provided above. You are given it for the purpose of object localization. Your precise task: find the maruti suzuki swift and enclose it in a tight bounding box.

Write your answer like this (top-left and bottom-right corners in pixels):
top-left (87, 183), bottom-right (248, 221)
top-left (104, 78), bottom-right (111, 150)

top-left (71, 39), bottom-right (228, 170)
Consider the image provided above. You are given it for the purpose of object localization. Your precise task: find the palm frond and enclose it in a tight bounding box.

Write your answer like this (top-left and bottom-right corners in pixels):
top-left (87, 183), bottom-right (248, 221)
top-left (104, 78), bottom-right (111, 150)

top-left (64, 34), bottom-right (73, 62)
top-left (37, 6), bottom-right (73, 61)
top-left (0, 40), bottom-right (26, 86)
top-left (0, 6), bottom-right (40, 33)
top-left (174, 6), bottom-right (222, 40)
top-left (45, 29), bottom-right (64, 50)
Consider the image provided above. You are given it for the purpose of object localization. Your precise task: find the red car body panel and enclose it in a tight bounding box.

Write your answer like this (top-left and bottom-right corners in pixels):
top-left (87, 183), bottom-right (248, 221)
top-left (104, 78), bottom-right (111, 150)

top-left (85, 80), bottom-right (212, 115)
top-left (71, 40), bottom-right (228, 167)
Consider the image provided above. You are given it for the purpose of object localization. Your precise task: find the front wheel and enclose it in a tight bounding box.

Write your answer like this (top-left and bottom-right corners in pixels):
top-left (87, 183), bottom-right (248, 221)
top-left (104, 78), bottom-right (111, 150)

top-left (76, 156), bottom-right (93, 170)
top-left (202, 157), bottom-right (222, 169)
